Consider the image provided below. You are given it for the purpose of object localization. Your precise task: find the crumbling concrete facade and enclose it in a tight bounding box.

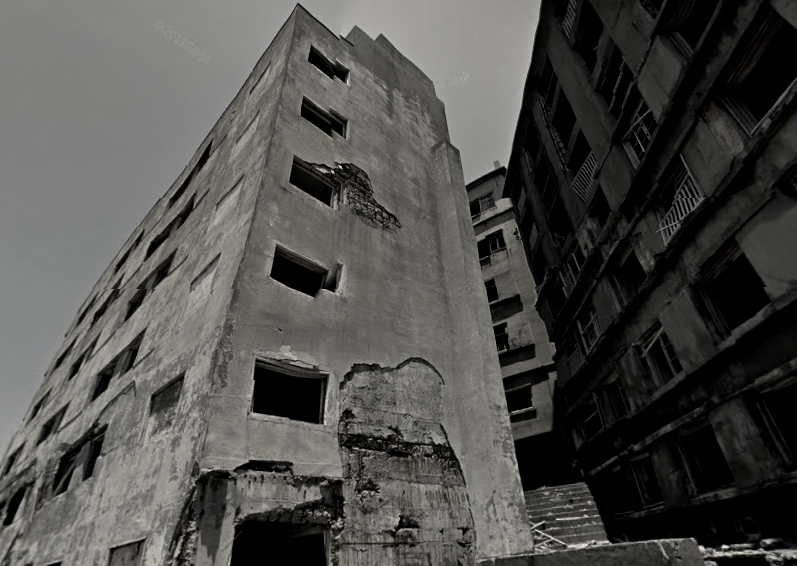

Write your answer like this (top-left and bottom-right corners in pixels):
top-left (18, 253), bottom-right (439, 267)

top-left (0, 6), bottom-right (532, 564)
top-left (466, 166), bottom-right (571, 491)
top-left (504, 0), bottom-right (797, 546)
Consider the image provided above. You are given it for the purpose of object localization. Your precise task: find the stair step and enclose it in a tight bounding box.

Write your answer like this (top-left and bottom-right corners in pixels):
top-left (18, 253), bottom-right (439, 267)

top-left (525, 498), bottom-right (598, 512)
top-left (530, 515), bottom-right (604, 529)
top-left (541, 524), bottom-right (608, 539)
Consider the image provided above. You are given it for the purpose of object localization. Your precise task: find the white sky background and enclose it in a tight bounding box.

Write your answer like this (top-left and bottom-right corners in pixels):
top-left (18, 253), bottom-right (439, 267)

top-left (0, 0), bottom-right (540, 453)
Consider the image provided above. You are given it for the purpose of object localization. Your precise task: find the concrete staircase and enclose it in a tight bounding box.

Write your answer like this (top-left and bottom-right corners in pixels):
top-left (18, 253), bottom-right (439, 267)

top-left (524, 483), bottom-right (609, 546)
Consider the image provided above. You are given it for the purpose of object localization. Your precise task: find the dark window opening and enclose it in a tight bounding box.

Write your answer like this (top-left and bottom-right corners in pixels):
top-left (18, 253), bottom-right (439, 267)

top-left (126, 289), bottom-right (146, 321)
top-left (552, 92), bottom-right (577, 148)
top-left (91, 334), bottom-right (143, 402)
top-left (169, 141), bottom-right (212, 208)
top-left (289, 158), bottom-right (337, 206)
top-left (531, 252), bottom-right (548, 284)
top-left (679, 425), bottom-right (735, 494)
top-left (83, 432), bottom-right (104, 480)
top-left (114, 249), bottom-right (131, 274)
top-left (126, 253), bottom-right (175, 320)
top-left (53, 342), bottom-right (74, 371)
top-left (588, 186), bottom-right (611, 237)
top-left (3, 447), bottom-right (22, 477)
top-left (92, 367), bottom-right (114, 401)
top-left (30, 393), bottom-right (50, 421)
top-left (270, 248), bottom-right (328, 296)
top-left (109, 541), bottom-right (144, 566)
top-left (485, 279), bottom-right (499, 302)
top-left (760, 382), bottom-right (797, 467)
top-left (37, 407), bottom-right (66, 445)
top-left (668, 0), bottom-right (721, 56)
top-left (698, 248), bottom-right (770, 340)
top-left (603, 378), bottom-right (631, 421)
top-left (150, 376), bottom-right (185, 434)
top-left (308, 46), bottom-right (348, 82)
top-left (231, 521), bottom-right (327, 565)
top-left (568, 132), bottom-right (592, 176)
top-left (624, 96), bottom-right (658, 166)
top-left (470, 193), bottom-right (496, 217)
top-left (639, 326), bottom-right (682, 388)
top-left (506, 384), bottom-right (533, 414)
top-left (721, 8), bottom-right (797, 134)
top-left (630, 456), bottom-right (664, 508)
top-left (548, 199), bottom-right (573, 247)
top-left (641, 0), bottom-right (665, 17)
top-left (91, 284), bottom-right (121, 327)
top-left (77, 298), bottom-right (95, 325)
top-left (536, 158), bottom-right (559, 213)
top-left (493, 323), bottom-right (509, 352)
top-left (598, 45), bottom-right (633, 117)
top-left (301, 98), bottom-right (347, 138)
top-left (146, 198), bottom-right (194, 259)
top-left (575, 1), bottom-right (603, 73)
top-left (3, 487), bottom-right (25, 526)
top-left (612, 251), bottom-right (646, 307)
top-left (53, 450), bottom-right (79, 496)
top-left (478, 231), bottom-right (506, 262)
top-left (252, 363), bottom-right (326, 424)
top-left (598, 469), bottom-right (634, 515)
top-left (525, 126), bottom-right (541, 162)
top-left (68, 354), bottom-right (85, 380)
top-left (580, 395), bottom-right (605, 439)
top-left (540, 57), bottom-right (559, 110)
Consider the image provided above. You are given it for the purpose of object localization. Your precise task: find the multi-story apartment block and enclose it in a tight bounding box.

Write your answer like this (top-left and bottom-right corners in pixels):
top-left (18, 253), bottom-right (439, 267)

top-left (504, 0), bottom-right (797, 545)
top-left (0, 6), bottom-right (533, 564)
top-left (467, 165), bottom-right (569, 490)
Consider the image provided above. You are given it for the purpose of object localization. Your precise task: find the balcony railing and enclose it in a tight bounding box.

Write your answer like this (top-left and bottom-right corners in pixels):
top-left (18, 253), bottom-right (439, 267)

top-left (571, 152), bottom-right (597, 202)
top-left (562, 0), bottom-right (578, 39)
top-left (658, 160), bottom-right (704, 244)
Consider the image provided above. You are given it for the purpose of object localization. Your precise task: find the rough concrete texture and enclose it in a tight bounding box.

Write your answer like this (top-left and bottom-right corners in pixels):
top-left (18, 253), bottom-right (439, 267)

top-left (0, 5), bottom-right (531, 564)
top-left (477, 538), bottom-right (705, 566)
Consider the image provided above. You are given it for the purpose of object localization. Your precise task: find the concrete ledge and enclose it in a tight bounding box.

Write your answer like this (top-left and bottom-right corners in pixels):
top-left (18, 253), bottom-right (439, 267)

top-left (477, 538), bottom-right (705, 566)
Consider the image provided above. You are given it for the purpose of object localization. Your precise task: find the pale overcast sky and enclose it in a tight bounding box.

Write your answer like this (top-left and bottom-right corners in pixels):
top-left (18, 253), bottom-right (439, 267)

top-left (0, 0), bottom-right (540, 452)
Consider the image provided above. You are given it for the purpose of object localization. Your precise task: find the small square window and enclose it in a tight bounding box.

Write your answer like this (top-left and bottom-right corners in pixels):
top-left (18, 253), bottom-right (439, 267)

top-left (38, 407), bottom-right (66, 445)
top-left (251, 362), bottom-right (327, 424)
top-left (3, 487), bottom-right (26, 526)
top-left (638, 326), bottom-right (683, 389)
top-left (679, 425), bottom-right (735, 494)
top-left (150, 376), bottom-right (184, 434)
top-left (53, 450), bottom-right (79, 496)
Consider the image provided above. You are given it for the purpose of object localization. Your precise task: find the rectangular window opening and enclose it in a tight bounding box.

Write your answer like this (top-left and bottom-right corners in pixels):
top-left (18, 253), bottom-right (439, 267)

top-left (3, 487), bottom-right (25, 526)
top-left (270, 247), bottom-right (328, 297)
top-left (679, 425), bottom-right (735, 494)
top-left (37, 407), bottom-right (66, 445)
top-left (575, 0), bottom-right (603, 73)
top-left (301, 98), bottom-right (347, 138)
top-left (469, 193), bottom-right (496, 217)
top-left (598, 45), bottom-right (633, 117)
top-left (92, 367), bottom-right (114, 401)
top-left (539, 57), bottom-right (559, 112)
top-left (639, 326), bottom-right (683, 388)
top-left (720, 10), bottom-right (797, 135)
top-left (612, 251), bottom-right (647, 308)
top-left (250, 63), bottom-right (272, 95)
top-left (289, 158), bottom-right (337, 206)
top-left (477, 231), bottom-right (506, 263)
top-left (231, 521), bottom-right (327, 565)
top-left (552, 92), bottom-right (577, 150)
top-left (698, 246), bottom-right (770, 340)
top-left (506, 384), bottom-right (533, 415)
top-left (252, 362), bottom-right (327, 424)
top-left (53, 450), bottom-right (79, 496)
top-left (308, 46), bottom-right (349, 83)
top-left (82, 432), bottom-right (104, 480)
top-left (577, 305), bottom-right (602, 352)
top-left (657, 156), bottom-right (705, 244)
top-left (3, 447), bottom-right (22, 477)
top-left (493, 323), bottom-right (509, 352)
top-left (485, 279), bottom-right (499, 302)
top-left (630, 456), bottom-right (664, 508)
top-left (623, 96), bottom-right (658, 166)
top-left (760, 382), bottom-right (797, 467)
top-left (580, 394), bottom-right (605, 439)
top-left (150, 376), bottom-right (185, 434)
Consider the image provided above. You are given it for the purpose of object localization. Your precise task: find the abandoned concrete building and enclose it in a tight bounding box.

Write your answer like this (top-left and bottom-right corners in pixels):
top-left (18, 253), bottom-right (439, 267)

top-left (467, 165), bottom-right (571, 491)
top-left (0, 6), bottom-right (536, 564)
top-left (503, 0), bottom-right (797, 545)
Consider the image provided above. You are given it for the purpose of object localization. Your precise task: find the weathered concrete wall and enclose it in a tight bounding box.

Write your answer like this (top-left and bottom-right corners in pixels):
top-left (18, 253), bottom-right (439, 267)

top-left (191, 6), bottom-right (532, 564)
top-left (476, 538), bottom-right (705, 566)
